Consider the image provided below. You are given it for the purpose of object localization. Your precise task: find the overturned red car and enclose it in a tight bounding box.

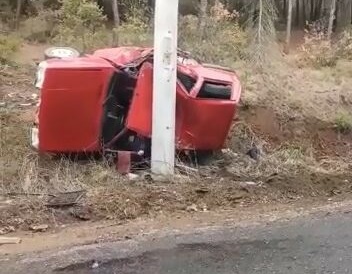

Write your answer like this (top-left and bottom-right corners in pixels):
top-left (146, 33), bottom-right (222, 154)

top-left (31, 47), bottom-right (241, 165)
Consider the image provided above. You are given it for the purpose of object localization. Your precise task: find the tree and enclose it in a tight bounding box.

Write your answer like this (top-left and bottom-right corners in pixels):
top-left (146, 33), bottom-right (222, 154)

top-left (327, 0), bottom-right (336, 40)
top-left (336, 0), bottom-right (352, 32)
top-left (54, 0), bottom-right (107, 52)
top-left (296, 0), bottom-right (305, 28)
top-left (111, 0), bottom-right (120, 46)
top-left (247, 0), bottom-right (278, 65)
top-left (284, 0), bottom-right (292, 54)
top-left (111, 0), bottom-right (120, 27)
top-left (15, 0), bottom-right (22, 29)
top-left (198, 0), bottom-right (208, 38)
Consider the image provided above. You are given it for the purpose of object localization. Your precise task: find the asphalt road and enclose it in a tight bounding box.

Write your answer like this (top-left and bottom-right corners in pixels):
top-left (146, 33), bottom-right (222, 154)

top-left (3, 209), bottom-right (352, 274)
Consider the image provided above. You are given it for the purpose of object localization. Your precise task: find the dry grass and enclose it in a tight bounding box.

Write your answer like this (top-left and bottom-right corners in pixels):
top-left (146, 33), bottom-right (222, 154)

top-left (1, 15), bottom-right (352, 232)
top-left (1, 105), bottom-right (352, 231)
top-left (240, 56), bottom-right (352, 126)
top-left (1, 99), bottom-right (350, 228)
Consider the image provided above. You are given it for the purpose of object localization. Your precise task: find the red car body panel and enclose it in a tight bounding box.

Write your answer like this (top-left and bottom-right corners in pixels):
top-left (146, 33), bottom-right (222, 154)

top-left (39, 57), bottom-right (113, 152)
top-left (93, 47), bottom-right (153, 66)
top-left (126, 62), bottom-right (153, 137)
top-left (175, 92), bottom-right (238, 150)
top-left (35, 47), bottom-right (241, 154)
top-left (126, 61), bottom-right (241, 150)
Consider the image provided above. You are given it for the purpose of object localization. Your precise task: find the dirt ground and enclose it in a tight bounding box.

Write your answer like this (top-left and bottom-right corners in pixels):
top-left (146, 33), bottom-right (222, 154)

top-left (2, 198), bottom-right (352, 256)
top-left (1, 43), bottom-right (352, 248)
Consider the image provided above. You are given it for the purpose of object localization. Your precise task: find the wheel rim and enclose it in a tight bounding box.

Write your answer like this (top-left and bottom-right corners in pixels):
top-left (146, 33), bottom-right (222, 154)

top-left (46, 47), bottom-right (79, 58)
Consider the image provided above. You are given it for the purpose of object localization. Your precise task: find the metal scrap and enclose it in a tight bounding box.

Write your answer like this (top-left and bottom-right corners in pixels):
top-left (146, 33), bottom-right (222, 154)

top-left (46, 190), bottom-right (86, 207)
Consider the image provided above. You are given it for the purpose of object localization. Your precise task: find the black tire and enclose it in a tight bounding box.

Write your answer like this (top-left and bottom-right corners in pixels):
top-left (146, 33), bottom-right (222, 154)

top-left (44, 47), bottom-right (80, 60)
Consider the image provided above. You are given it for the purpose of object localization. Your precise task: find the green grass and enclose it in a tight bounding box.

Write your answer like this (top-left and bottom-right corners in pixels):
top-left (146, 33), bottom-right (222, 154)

top-left (0, 34), bottom-right (21, 64)
top-left (334, 110), bottom-right (352, 133)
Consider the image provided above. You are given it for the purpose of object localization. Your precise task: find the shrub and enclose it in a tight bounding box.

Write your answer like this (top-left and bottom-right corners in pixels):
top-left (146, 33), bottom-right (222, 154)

top-left (19, 9), bottom-right (59, 43)
top-left (334, 110), bottom-right (352, 133)
top-left (335, 30), bottom-right (352, 60)
top-left (0, 0), bottom-right (13, 23)
top-left (53, 0), bottom-right (108, 52)
top-left (298, 28), bottom-right (352, 68)
top-left (178, 2), bottom-right (247, 67)
top-left (298, 33), bottom-right (338, 68)
top-left (116, 1), bottom-right (152, 46)
top-left (0, 34), bottom-right (20, 64)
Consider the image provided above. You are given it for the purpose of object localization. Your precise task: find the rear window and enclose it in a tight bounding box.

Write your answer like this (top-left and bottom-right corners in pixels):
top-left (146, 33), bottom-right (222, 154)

top-left (197, 82), bottom-right (232, 100)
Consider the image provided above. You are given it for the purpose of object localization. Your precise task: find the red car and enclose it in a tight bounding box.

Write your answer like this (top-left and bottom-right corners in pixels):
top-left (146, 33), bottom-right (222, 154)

top-left (31, 47), bottom-right (241, 167)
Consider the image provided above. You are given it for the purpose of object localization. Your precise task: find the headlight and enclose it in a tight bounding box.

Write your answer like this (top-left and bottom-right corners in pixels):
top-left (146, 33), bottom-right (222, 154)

top-left (35, 61), bottom-right (47, 89)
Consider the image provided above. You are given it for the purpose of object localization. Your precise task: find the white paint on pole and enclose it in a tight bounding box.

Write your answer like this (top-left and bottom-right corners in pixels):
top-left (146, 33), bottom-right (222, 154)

top-left (151, 0), bottom-right (179, 175)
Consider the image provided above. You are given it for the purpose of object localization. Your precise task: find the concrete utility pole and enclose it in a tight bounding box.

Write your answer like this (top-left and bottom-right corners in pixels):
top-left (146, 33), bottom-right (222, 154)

top-left (151, 0), bottom-right (179, 175)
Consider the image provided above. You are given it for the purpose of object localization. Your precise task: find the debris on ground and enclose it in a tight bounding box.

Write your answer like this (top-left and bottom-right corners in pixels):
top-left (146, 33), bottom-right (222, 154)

top-left (29, 224), bottom-right (49, 232)
top-left (186, 204), bottom-right (198, 212)
top-left (69, 206), bottom-right (92, 221)
top-left (91, 261), bottom-right (99, 269)
top-left (46, 191), bottom-right (86, 208)
top-left (246, 146), bottom-right (261, 160)
top-left (0, 237), bottom-right (21, 245)
top-left (0, 226), bottom-right (15, 235)
top-left (239, 181), bottom-right (262, 188)
top-left (127, 173), bottom-right (140, 181)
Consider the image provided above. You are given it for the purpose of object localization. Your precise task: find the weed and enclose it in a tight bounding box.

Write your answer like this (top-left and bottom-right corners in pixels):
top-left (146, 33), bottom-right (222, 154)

top-left (0, 34), bottom-right (20, 64)
top-left (334, 110), bottom-right (352, 133)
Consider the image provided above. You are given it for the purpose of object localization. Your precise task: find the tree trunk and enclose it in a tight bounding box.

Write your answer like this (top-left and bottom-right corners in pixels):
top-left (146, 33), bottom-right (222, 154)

top-left (112, 0), bottom-right (120, 27)
top-left (198, 0), bottom-right (208, 38)
top-left (304, 0), bottom-right (311, 23)
top-left (345, 0), bottom-right (352, 28)
top-left (15, 0), bottom-right (22, 30)
top-left (248, 0), bottom-right (256, 29)
top-left (258, 0), bottom-right (263, 42)
top-left (320, 0), bottom-right (327, 18)
top-left (284, 0), bottom-right (293, 54)
top-left (111, 0), bottom-right (120, 46)
top-left (327, 0), bottom-right (336, 40)
top-left (296, 0), bottom-right (305, 28)
top-left (336, 0), bottom-right (352, 32)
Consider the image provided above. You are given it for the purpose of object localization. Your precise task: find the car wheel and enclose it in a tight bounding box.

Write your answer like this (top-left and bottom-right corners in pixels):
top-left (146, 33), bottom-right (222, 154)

top-left (44, 47), bottom-right (80, 60)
